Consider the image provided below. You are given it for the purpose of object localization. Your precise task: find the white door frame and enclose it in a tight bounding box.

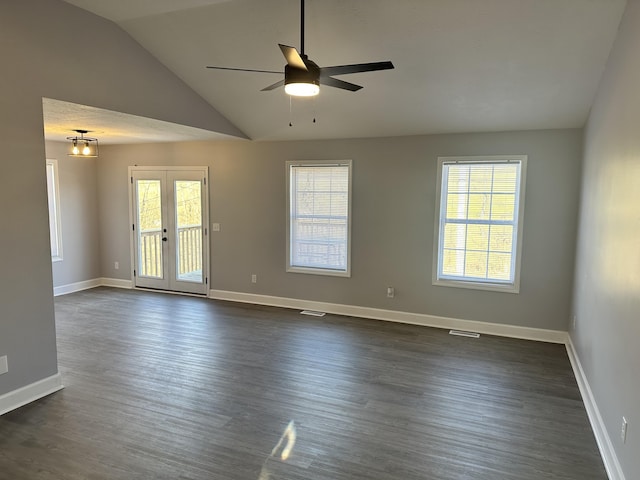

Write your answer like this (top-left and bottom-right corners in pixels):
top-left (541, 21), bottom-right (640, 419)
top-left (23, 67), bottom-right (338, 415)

top-left (128, 166), bottom-right (210, 295)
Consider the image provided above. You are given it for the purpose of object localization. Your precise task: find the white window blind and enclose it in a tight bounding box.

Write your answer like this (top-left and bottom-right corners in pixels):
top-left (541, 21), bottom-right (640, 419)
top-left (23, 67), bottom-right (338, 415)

top-left (287, 161), bottom-right (352, 276)
top-left (434, 156), bottom-right (526, 292)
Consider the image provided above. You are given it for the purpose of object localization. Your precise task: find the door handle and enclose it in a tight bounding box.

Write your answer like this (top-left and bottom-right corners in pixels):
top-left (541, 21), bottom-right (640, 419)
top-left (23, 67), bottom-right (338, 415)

top-left (162, 237), bottom-right (168, 242)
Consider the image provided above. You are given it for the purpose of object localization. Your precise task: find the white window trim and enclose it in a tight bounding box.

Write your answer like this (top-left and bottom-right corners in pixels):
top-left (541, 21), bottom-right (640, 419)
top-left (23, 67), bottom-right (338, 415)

top-left (46, 159), bottom-right (63, 262)
top-left (432, 155), bottom-right (527, 294)
top-left (286, 160), bottom-right (353, 277)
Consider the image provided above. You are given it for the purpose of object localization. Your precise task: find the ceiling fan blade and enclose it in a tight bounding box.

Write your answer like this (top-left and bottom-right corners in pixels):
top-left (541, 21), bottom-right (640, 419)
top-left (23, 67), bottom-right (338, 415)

top-left (261, 79), bottom-right (286, 91)
top-left (206, 66), bottom-right (282, 74)
top-left (320, 76), bottom-right (363, 92)
top-left (320, 61), bottom-right (394, 77)
top-left (278, 44), bottom-right (307, 71)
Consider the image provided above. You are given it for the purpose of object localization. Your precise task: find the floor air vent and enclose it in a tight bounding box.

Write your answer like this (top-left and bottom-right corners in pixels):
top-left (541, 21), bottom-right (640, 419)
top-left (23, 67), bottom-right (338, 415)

top-left (300, 310), bottom-right (326, 317)
top-left (449, 330), bottom-right (480, 338)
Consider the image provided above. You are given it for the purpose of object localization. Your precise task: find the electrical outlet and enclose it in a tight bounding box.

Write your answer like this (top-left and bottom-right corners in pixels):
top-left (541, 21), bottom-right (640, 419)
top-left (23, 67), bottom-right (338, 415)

top-left (0, 355), bottom-right (8, 375)
top-left (387, 287), bottom-right (395, 298)
top-left (251, 274), bottom-right (257, 284)
top-left (621, 417), bottom-right (628, 444)
top-left (114, 261), bottom-right (119, 270)
top-left (212, 223), bottom-right (221, 232)
top-left (572, 315), bottom-right (577, 330)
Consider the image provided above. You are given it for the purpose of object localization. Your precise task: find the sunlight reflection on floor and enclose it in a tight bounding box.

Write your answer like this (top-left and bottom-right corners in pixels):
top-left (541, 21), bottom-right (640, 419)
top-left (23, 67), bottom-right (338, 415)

top-left (258, 420), bottom-right (297, 479)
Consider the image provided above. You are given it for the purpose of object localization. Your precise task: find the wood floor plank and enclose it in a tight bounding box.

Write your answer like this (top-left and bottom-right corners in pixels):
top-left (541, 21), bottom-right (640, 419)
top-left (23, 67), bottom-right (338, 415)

top-left (0, 287), bottom-right (607, 479)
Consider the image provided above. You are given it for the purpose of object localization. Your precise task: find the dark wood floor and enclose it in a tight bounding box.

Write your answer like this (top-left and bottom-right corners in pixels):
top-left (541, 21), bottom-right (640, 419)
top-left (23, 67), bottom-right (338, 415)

top-left (0, 287), bottom-right (606, 479)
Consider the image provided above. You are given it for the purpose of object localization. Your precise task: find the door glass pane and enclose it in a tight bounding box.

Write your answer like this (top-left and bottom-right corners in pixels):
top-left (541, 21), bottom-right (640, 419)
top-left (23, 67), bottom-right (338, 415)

top-left (137, 180), bottom-right (163, 278)
top-left (175, 180), bottom-right (203, 283)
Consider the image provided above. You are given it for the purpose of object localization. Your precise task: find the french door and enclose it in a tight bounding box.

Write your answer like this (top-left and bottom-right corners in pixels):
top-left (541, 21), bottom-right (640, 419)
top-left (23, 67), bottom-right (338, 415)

top-left (130, 167), bottom-right (209, 295)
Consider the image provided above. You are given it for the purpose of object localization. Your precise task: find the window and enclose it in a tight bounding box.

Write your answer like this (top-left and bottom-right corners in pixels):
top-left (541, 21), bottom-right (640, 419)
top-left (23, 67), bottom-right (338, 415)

top-left (287, 160), bottom-right (352, 276)
top-left (433, 156), bottom-right (527, 293)
top-left (46, 159), bottom-right (63, 261)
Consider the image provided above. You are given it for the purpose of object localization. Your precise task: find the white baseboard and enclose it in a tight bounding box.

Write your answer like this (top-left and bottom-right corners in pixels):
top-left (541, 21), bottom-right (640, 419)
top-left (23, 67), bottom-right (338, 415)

top-left (53, 278), bottom-right (102, 296)
top-left (566, 336), bottom-right (625, 480)
top-left (100, 277), bottom-right (133, 289)
top-left (55, 282), bottom-right (564, 344)
top-left (53, 277), bottom-right (133, 296)
top-left (208, 289), bottom-right (567, 344)
top-left (0, 373), bottom-right (64, 416)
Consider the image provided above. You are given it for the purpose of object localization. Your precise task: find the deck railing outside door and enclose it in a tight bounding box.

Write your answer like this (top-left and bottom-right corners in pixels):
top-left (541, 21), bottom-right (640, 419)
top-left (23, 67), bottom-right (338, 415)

top-left (139, 226), bottom-right (202, 278)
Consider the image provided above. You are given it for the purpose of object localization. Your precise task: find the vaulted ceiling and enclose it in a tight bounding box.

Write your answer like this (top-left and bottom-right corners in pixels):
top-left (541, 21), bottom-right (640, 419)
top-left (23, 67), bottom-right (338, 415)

top-left (54, 0), bottom-right (627, 142)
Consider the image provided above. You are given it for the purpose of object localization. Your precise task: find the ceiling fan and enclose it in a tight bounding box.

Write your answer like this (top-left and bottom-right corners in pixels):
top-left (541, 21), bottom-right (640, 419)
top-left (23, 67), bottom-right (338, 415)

top-left (206, 0), bottom-right (394, 97)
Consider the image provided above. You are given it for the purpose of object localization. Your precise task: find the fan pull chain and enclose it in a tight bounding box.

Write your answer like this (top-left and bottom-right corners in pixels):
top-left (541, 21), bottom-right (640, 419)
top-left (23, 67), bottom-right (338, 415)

top-left (289, 96), bottom-right (293, 127)
top-left (313, 96), bottom-right (317, 124)
top-left (288, 96), bottom-right (318, 126)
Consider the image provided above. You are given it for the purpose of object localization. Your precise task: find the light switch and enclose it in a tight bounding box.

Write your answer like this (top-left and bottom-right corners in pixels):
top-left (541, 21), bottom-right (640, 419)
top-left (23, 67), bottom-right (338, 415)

top-left (212, 223), bottom-right (221, 232)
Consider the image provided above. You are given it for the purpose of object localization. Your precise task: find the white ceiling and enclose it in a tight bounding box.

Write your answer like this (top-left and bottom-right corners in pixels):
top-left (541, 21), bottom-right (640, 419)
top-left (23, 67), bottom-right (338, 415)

top-left (53, 0), bottom-right (627, 143)
top-left (43, 98), bottom-right (239, 144)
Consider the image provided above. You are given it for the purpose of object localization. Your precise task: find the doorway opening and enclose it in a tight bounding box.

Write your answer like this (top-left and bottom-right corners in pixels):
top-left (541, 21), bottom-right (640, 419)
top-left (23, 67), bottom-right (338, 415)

top-left (129, 166), bottom-right (209, 295)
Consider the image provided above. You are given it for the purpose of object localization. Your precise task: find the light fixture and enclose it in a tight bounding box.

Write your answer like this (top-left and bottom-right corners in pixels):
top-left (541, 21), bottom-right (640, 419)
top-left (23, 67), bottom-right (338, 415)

top-left (284, 61), bottom-right (320, 97)
top-left (285, 82), bottom-right (320, 97)
top-left (67, 129), bottom-right (99, 157)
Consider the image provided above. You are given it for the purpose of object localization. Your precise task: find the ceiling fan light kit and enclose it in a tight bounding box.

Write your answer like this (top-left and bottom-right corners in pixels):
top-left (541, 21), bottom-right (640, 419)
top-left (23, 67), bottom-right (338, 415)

top-left (206, 0), bottom-right (394, 97)
top-left (284, 60), bottom-right (320, 96)
top-left (285, 82), bottom-right (319, 97)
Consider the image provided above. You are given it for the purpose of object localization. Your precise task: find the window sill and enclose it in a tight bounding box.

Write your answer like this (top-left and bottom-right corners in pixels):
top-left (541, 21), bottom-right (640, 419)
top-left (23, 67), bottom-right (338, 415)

top-left (433, 278), bottom-right (519, 294)
top-left (287, 266), bottom-right (351, 278)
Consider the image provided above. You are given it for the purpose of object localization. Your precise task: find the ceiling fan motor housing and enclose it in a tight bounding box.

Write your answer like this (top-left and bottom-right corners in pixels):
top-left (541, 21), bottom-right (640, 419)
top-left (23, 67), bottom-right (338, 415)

top-left (285, 60), bottom-right (320, 88)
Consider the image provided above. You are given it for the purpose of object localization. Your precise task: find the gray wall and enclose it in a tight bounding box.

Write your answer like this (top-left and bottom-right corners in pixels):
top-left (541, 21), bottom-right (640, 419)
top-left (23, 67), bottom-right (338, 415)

top-left (46, 141), bottom-right (101, 289)
top-left (572, 0), bottom-right (640, 476)
top-left (0, 0), bottom-right (243, 397)
top-left (99, 128), bottom-right (582, 331)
